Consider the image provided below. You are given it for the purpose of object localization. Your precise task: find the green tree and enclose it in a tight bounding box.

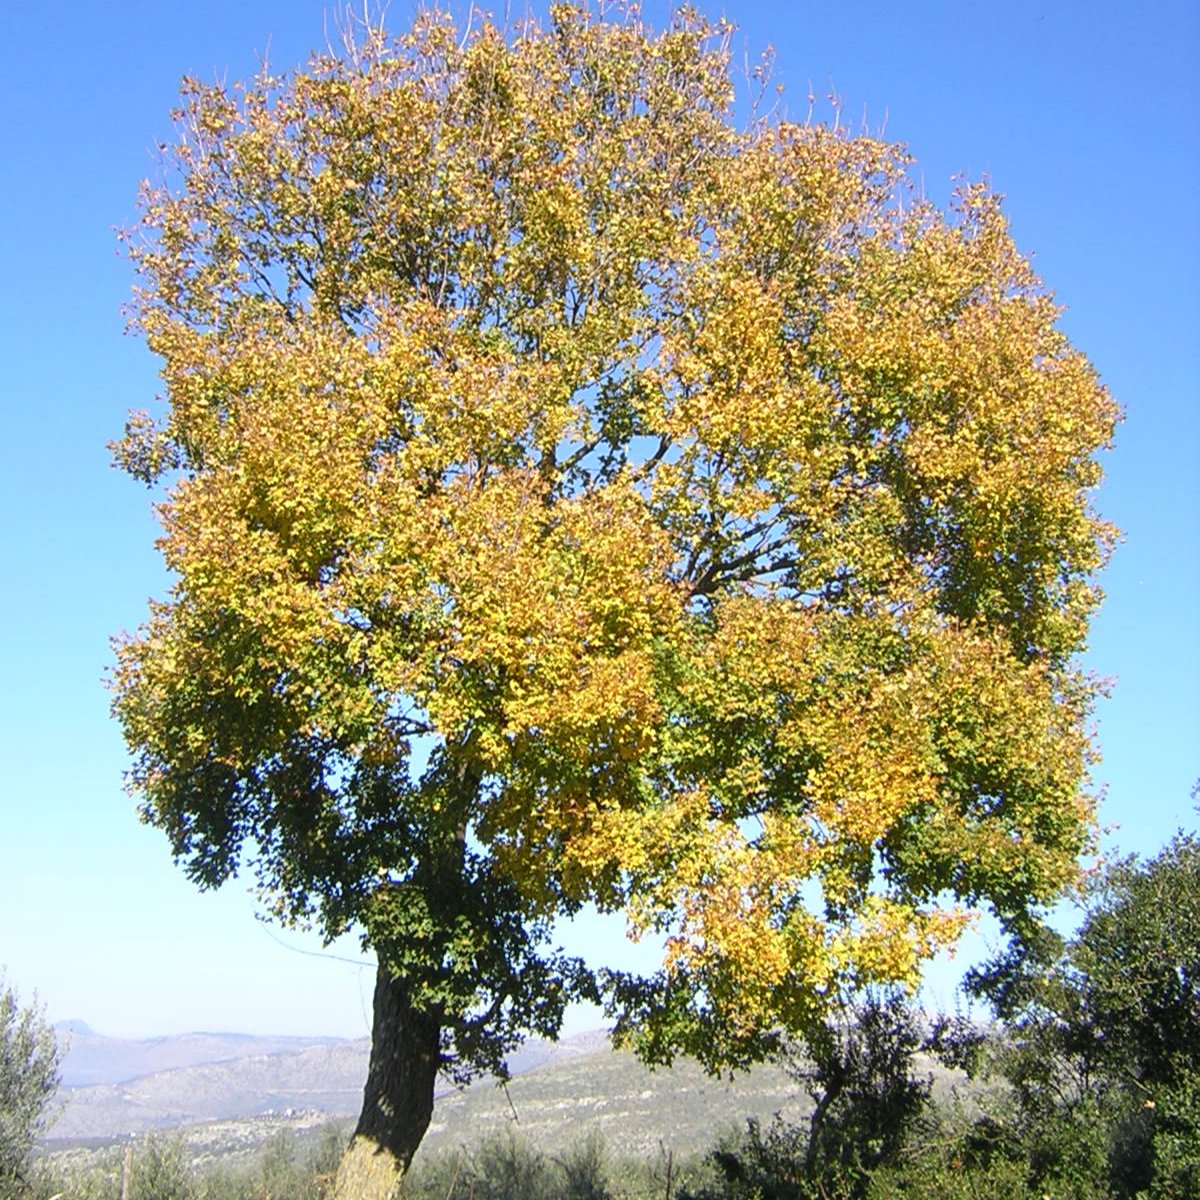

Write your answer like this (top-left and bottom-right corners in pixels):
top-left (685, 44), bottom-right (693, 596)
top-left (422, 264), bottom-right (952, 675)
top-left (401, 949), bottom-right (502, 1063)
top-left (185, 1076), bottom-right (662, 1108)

top-left (968, 826), bottom-right (1200, 1197)
top-left (111, 5), bottom-right (1117, 1196)
top-left (0, 973), bottom-right (61, 1198)
top-left (794, 990), bottom-right (934, 1194)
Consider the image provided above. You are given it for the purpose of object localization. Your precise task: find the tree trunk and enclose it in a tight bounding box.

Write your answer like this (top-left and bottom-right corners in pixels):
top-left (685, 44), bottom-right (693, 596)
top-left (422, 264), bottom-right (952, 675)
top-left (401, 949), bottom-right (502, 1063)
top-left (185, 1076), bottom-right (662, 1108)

top-left (334, 965), bottom-right (442, 1200)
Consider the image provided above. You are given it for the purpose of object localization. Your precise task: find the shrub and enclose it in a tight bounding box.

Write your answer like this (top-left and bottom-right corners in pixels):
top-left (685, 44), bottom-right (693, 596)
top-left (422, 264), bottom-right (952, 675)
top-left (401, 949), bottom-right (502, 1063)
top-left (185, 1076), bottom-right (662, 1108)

top-left (128, 1134), bottom-right (194, 1200)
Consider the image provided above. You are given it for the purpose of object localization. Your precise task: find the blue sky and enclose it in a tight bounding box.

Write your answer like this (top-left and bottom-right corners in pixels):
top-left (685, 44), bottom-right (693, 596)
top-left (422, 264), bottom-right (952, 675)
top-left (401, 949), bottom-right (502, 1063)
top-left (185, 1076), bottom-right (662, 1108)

top-left (0, 0), bottom-right (1196, 1041)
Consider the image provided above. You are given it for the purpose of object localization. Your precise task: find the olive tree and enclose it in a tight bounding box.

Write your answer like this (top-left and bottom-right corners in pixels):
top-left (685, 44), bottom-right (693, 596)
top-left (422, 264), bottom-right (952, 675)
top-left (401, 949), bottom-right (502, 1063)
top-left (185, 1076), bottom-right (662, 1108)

top-left (0, 973), bottom-right (61, 1195)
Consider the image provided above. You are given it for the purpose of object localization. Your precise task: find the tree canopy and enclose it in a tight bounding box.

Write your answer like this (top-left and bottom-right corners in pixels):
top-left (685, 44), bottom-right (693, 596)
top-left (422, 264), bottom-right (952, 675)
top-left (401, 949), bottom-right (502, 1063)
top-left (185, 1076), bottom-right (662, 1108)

top-left (111, 4), bottom-right (1117, 1191)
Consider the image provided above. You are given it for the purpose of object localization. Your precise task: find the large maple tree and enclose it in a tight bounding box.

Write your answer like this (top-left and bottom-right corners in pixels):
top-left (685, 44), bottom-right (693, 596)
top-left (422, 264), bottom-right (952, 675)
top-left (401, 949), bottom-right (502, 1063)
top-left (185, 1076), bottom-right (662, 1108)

top-left (111, 6), bottom-right (1118, 1196)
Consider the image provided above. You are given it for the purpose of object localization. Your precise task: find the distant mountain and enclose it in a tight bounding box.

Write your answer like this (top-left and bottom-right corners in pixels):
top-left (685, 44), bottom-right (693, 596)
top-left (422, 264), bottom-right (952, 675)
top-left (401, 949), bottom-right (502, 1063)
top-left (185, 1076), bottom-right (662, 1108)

top-left (46, 1028), bottom-right (809, 1163)
top-left (51, 1038), bottom-right (370, 1139)
top-left (54, 1019), bottom-right (97, 1038)
top-left (48, 1029), bottom-right (621, 1140)
top-left (55, 1026), bottom-right (352, 1089)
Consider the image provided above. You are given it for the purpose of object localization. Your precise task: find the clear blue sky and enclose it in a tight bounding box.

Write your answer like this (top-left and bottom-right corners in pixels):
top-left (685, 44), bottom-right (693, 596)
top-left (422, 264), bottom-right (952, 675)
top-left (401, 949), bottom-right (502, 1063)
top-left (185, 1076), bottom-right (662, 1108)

top-left (0, 0), bottom-right (1196, 1041)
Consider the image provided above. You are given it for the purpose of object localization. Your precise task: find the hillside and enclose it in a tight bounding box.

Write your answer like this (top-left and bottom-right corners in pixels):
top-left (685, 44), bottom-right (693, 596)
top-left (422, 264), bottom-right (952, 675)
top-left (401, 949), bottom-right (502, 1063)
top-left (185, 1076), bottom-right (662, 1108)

top-left (420, 1038), bottom-right (804, 1160)
top-left (51, 1038), bottom-right (368, 1139)
top-left (46, 1028), bottom-right (808, 1161)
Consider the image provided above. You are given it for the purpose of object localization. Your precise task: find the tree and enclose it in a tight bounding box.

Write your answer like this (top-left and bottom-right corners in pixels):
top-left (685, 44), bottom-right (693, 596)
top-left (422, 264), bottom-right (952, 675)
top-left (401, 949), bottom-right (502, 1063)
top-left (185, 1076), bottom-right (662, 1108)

top-left (111, 5), bottom-right (1118, 1196)
top-left (966, 826), bottom-right (1200, 1197)
top-left (697, 989), bottom-right (940, 1200)
top-left (793, 989), bottom-right (934, 1193)
top-left (0, 972), bottom-right (61, 1196)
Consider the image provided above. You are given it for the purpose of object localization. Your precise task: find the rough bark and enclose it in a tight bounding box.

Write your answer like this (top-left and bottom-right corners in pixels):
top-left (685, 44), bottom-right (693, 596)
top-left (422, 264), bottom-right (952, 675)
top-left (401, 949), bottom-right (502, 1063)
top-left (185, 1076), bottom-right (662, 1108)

top-left (334, 965), bottom-right (442, 1200)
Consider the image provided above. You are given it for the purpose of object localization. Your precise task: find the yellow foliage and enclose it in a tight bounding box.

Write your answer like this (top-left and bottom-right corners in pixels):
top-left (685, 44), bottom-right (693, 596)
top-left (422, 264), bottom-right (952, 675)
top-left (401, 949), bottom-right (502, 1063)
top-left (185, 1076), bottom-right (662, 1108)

top-left (111, 3), bottom-right (1117, 1072)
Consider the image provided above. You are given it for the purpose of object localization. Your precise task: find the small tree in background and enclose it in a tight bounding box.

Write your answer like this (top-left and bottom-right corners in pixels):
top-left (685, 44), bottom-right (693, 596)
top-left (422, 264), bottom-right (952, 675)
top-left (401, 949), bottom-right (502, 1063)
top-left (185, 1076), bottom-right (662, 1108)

top-left (795, 989), bottom-right (934, 1191)
top-left (0, 972), bottom-right (61, 1196)
top-left (696, 989), bottom-right (940, 1200)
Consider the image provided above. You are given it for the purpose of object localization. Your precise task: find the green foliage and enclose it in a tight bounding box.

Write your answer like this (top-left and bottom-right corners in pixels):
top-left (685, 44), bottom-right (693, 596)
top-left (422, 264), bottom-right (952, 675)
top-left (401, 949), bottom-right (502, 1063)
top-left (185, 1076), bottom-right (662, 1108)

top-left (792, 989), bottom-right (934, 1191)
top-left (36, 1124), bottom-right (347, 1200)
top-left (402, 1132), bottom-right (583, 1200)
top-left (683, 989), bottom-right (940, 1200)
top-left (1147, 1071), bottom-right (1200, 1200)
top-left (966, 826), bottom-right (1200, 1198)
top-left (866, 1154), bottom-right (1039, 1200)
top-left (1074, 834), bottom-right (1200, 1095)
top-left (29, 1162), bottom-right (121, 1200)
top-left (0, 972), bottom-right (61, 1198)
top-left (128, 1134), bottom-right (194, 1200)
top-left (401, 1132), bottom-right (709, 1200)
top-left (33, 1136), bottom-right (194, 1200)
top-left (553, 1133), bottom-right (612, 1200)
top-left (697, 1117), bottom-right (812, 1200)
top-left (190, 1125), bottom-right (343, 1200)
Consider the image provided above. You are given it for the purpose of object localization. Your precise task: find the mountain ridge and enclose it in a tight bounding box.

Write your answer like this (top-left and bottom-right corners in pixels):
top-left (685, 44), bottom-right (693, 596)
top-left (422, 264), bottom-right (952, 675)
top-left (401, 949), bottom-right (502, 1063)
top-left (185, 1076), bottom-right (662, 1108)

top-left (46, 1025), bottom-right (805, 1156)
top-left (56, 1025), bottom-right (355, 1089)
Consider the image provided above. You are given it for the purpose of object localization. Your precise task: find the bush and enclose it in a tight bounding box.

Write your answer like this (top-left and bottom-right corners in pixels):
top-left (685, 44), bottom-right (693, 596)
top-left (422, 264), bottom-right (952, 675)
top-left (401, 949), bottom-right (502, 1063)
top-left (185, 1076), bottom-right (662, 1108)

top-left (245, 1126), bottom-right (342, 1199)
top-left (128, 1134), bottom-right (195, 1200)
top-left (795, 988), bottom-right (935, 1190)
top-left (32, 1123), bottom-right (349, 1200)
top-left (1147, 1071), bottom-right (1200, 1200)
top-left (401, 1133), bottom-right (715, 1200)
top-left (867, 1154), bottom-right (1037, 1200)
top-left (553, 1133), bottom-right (612, 1200)
top-left (403, 1133), bottom-right (557, 1200)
